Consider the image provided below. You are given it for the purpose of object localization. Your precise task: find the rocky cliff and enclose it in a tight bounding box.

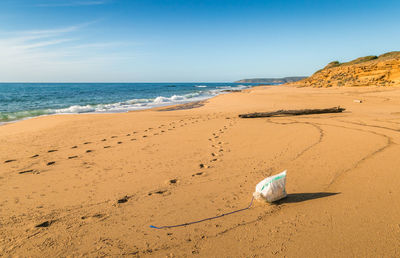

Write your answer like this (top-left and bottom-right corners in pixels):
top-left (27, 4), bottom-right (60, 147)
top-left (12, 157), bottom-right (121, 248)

top-left (287, 51), bottom-right (400, 87)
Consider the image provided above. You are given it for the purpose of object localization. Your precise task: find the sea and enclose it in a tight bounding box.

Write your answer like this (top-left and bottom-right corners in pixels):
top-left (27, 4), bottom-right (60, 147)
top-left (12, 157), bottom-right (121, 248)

top-left (0, 83), bottom-right (260, 124)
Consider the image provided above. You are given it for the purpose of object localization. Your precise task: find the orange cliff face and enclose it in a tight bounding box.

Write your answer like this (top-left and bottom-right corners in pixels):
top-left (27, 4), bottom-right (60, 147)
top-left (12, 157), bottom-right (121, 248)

top-left (286, 51), bottom-right (400, 87)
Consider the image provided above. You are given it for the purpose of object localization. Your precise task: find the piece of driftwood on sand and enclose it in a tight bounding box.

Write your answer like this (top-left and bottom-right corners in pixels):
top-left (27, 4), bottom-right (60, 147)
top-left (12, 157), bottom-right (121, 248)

top-left (238, 106), bottom-right (345, 118)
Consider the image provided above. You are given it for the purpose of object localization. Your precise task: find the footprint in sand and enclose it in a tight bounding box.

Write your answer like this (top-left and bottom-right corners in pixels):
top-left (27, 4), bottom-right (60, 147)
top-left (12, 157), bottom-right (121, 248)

top-left (143, 135), bottom-right (148, 138)
top-left (101, 139), bottom-right (107, 141)
top-left (148, 189), bottom-right (169, 196)
top-left (117, 196), bottom-right (129, 204)
top-left (86, 150), bottom-right (93, 153)
top-left (18, 169), bottom-right (35, 174)
top-left (68, 156), bottom-right (78, 159)
top-left (168, 179), bottom-right (178, 185)
top-left (47, 161), bottom-right (56, 166)
top-left (81, 214), bottom-right (106, 221)
top-left (35, 220), bottom-right (55, 228)
top-left (192, 172), bottom-right (204, 177)
top-left (71, 146), bottom-right (78, 149)
top-left (31, 154), bottom-right (39, 158)
top-left (4, 159), bottom-right (16, 163)
top-left (48, 150), bottom-right (58, 153)
top-left (83, 142), bottom-right (92, 145)
top-left (117, 141), bottom-right (122, 144)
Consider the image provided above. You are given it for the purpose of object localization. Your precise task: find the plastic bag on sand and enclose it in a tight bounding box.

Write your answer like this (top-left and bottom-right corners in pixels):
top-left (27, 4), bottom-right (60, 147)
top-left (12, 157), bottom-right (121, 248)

top-left (253, 170), bottom-right (287, 203)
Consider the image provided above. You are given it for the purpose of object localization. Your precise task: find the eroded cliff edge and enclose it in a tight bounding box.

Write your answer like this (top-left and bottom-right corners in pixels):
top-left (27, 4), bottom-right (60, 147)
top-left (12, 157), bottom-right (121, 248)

top-left (287, 51), bottom-right (400, 87)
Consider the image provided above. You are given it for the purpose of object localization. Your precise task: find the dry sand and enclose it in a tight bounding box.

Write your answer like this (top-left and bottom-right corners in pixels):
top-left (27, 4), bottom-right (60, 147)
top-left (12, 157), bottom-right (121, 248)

top-left (1, 85), bottom-right (400, 257)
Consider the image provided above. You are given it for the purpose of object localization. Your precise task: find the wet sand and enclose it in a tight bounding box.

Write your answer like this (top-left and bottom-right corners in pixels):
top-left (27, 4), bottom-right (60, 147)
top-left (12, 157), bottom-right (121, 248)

top-left (1, 85), bottom-right (400, 257)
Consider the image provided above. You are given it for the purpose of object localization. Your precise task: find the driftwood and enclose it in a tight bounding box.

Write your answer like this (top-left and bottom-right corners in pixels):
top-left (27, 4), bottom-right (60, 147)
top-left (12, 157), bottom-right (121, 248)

top-left (239, 106), bottom-right (345, 118)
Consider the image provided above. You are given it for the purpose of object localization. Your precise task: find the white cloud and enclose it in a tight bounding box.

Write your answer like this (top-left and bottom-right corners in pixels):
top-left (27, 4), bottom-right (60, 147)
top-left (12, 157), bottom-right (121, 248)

top-left (0, 23), bottom-right (134, 82)
top-left (24, 25), bottom-right (81, 35)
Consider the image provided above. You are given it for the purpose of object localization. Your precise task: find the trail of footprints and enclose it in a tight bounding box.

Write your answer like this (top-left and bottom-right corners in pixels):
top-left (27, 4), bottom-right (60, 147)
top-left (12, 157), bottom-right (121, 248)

top-left (206, 118), bottom-right (237, 164)
top-left (145, 117), bottom-right (238, 201)
top-left (5, 114), bottom-right (236, 220)
top-left (3, 115), bottom-right (225, 175)
top-left (11, 114), bottom-right (236, 230)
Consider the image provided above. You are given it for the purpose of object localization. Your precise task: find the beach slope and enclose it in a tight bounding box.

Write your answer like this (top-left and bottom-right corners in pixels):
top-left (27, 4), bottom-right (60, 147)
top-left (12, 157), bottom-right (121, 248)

top-left (1, 86), bottom-right (400, 257)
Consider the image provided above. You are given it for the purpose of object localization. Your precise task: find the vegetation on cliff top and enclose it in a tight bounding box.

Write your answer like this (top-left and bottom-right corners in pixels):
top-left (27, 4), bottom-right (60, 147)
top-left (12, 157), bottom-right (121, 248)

top-left (288, 51), bottom-right (400, 87)
top-left (316, 51), bottom-right (400, 73)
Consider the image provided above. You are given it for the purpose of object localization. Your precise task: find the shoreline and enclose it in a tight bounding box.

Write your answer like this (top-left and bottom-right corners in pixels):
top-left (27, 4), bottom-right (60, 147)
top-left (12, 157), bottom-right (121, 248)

top-left (0, 84), bottom-right (253, 126)
top-left (1, 85), bottom-right (400, 256)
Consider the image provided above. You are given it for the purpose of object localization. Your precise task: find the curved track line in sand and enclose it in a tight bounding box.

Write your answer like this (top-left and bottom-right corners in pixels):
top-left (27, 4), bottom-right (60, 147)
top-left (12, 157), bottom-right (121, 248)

top-left (337, 119), bottom-right (400, 133)
top-left (153, 118), bottom-right (327, 243)
top-left (267, 117), bottom-right (397, 190)
top-left (4, 116), bottom-right (398, 256)
top-left (373, 118), bottom-right (400, 126)
top-left (316, 121), bottom-right (396, 189)
top-left (177, 118), bottom-right (397, 253)
top-left (266, 119), bottom-right (325, 162)
top-left (186, 118), bottom-right (323, 197)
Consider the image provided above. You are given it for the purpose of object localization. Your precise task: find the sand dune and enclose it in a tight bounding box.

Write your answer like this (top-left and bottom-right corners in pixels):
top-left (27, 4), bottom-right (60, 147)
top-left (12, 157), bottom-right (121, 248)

top-left (1, 86), bottom-right (400, 257)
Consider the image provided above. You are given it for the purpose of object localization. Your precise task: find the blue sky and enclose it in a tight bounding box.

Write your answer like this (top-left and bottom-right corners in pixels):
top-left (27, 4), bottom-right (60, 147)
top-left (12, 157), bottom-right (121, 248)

top-left (0, 0), bottom-right (399, 82)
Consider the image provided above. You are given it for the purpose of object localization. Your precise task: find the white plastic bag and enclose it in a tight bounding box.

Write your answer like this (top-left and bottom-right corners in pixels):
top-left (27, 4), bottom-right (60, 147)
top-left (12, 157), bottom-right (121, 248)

top-left (253, 170), bottom-right (287, 202)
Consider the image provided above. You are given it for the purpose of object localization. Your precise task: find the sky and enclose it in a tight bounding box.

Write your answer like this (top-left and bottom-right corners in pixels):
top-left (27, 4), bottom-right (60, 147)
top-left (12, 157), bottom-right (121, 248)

top-left (0, 0), bottom-right (399, 82)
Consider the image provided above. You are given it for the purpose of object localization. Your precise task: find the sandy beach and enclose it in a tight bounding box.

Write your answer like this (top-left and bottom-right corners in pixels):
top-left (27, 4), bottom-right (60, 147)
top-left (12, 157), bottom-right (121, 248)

top-left (1, 85), bottom-right (400, 257)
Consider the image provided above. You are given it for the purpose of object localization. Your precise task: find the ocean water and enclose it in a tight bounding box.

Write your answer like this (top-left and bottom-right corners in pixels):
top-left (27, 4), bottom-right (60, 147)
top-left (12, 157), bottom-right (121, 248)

top-left (0, 83), bottom-right (259, 124)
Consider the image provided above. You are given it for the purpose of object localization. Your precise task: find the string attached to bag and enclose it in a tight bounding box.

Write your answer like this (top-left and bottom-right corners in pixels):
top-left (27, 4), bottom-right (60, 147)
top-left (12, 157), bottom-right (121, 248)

top-left (149, 197), bottom-right (254, 229)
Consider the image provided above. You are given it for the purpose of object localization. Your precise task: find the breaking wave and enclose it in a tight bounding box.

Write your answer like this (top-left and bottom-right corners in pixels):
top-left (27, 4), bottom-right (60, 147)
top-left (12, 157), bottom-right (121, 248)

top-left (0, 84), bottom-right (252, 124)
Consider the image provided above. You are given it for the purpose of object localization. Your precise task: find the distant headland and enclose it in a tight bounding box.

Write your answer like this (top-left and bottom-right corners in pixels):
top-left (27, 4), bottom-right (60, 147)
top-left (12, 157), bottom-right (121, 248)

top-left (234, 76), bottom-right (306, 84)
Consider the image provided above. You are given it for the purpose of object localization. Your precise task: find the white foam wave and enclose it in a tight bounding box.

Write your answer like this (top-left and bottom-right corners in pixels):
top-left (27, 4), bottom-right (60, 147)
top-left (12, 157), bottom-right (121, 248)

top-left (55, 105), bottom-right (96, 114)
top-left (52, 91), bottom-right (208, 115)
top-left (1, 84), bottom-right (253, 123)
